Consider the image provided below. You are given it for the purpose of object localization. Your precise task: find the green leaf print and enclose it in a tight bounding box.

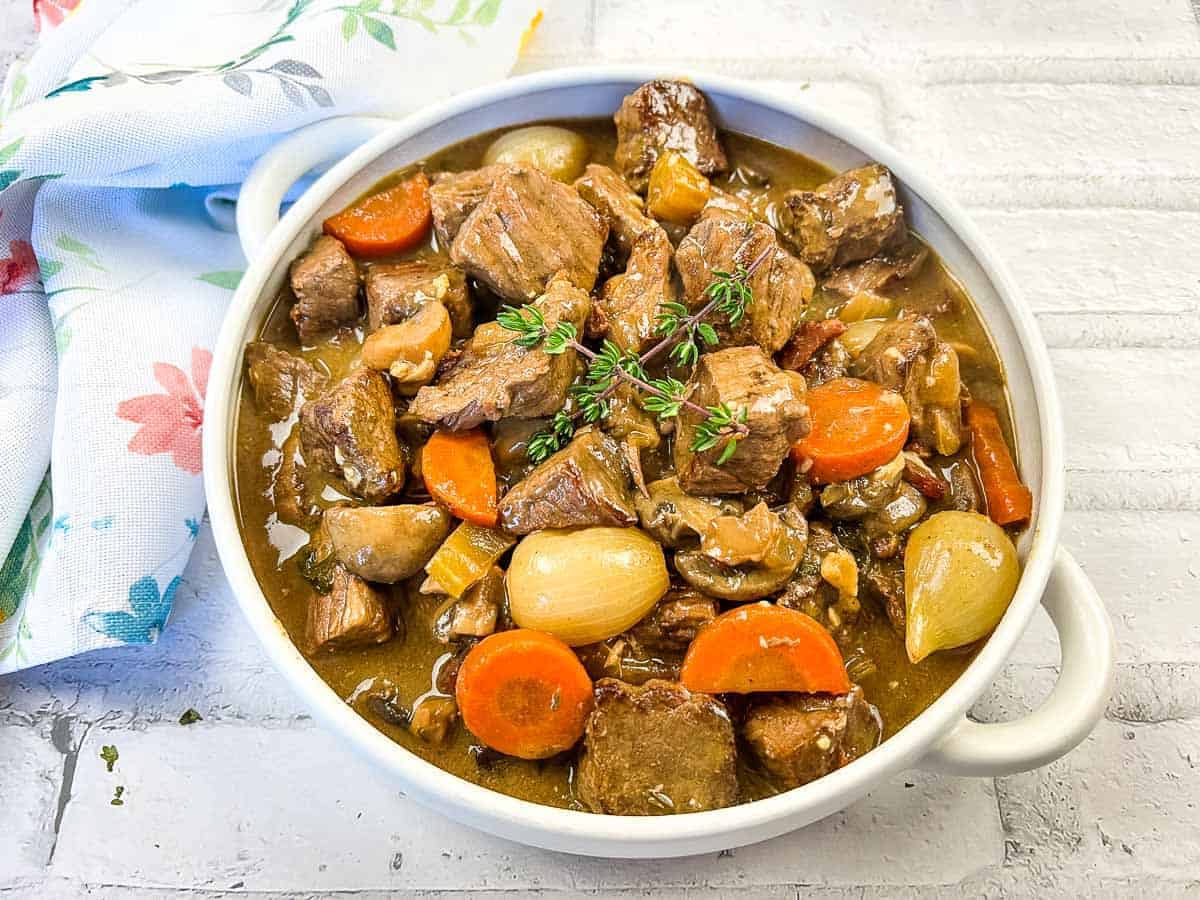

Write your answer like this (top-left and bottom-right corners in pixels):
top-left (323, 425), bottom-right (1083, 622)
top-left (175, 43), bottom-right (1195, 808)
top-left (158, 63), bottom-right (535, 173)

top-left (197, 270), bottom-right (245, 290)
top-left (55, 235), bottom-right (106, 271)
top-left (0, 138), bottom-right (22, 168)
top-left (38, 257), bottom-right (64, 281)
top-left (472, 0), bottom-right (501, 25)
top-left (0, 170), bottom-right (18, 192)
top-left (0, 473), bottom-right (52, 627)
top-left (342, 11), bottom-right (358, 39)
top-left (362, 16), bottom-right (397, 49)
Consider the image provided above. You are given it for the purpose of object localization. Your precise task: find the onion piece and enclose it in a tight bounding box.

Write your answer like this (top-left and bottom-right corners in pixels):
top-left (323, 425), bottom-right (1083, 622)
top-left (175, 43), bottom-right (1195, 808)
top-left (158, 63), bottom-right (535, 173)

top-left (506, 527), bottom-right (669, 646)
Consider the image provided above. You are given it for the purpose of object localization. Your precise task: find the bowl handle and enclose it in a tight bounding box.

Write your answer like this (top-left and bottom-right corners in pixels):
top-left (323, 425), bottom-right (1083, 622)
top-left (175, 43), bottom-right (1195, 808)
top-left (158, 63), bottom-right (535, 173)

top-left (919, 546), bottom-right (1114, 776)
top-left (236, 115), bottom-right (398, 263)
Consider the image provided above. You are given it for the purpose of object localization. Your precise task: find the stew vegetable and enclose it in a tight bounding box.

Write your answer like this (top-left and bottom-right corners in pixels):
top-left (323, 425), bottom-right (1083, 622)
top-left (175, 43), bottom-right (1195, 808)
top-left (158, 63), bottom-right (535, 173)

top-left (235, 80), bottom-right (1030, 814)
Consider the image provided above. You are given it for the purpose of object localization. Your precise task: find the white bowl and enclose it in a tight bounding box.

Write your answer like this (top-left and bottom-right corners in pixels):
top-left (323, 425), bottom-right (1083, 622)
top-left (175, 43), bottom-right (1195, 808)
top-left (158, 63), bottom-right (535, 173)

top-left (202, 67), bottom-right (1114, 858)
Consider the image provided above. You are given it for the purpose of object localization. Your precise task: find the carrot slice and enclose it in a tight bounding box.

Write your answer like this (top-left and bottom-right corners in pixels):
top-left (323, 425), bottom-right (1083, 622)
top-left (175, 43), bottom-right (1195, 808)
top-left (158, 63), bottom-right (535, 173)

top-left (681, 604), bottom-right (850, 695)
top-left (792, 377), bottom-right (910, 484)
top-left (455, 629), bottom-right (594, 759)
top-left (966, 401), bottom-right (1033, 527)
top-left (322, 173), bottom-right (432, 258)
top-left (421, 429), bottom-right (499, 527)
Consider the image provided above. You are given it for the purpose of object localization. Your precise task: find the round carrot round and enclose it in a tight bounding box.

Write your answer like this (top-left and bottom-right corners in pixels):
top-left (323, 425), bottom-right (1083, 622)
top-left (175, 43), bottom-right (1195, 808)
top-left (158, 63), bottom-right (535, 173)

top-left (680, 603), bottom-right (850, 695)
top-left (792, 377), bottom-right (910, 484)
top-left (322, 172), bottom-right (432, 258)
top-left (455, 629), bottom-right (594, 759)
top-left (421, 428), bottom-right (499, 527)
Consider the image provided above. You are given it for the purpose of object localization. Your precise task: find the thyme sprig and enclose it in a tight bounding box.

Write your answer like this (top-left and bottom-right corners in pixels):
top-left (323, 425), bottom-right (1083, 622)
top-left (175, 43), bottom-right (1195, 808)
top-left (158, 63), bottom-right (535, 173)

top-left (500, 247), bottom-right (771, 465)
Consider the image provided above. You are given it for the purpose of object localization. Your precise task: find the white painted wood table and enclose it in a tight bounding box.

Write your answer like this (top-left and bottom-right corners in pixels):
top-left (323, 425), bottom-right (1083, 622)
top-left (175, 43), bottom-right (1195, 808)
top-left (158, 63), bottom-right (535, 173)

top-left (3, 1), bottom-right (1199, 896)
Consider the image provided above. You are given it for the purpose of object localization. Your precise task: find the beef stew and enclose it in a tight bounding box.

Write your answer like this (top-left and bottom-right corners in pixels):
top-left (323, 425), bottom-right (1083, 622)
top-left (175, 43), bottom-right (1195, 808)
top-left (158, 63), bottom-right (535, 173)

top-left (234, 81), bottom-right (1029, 814)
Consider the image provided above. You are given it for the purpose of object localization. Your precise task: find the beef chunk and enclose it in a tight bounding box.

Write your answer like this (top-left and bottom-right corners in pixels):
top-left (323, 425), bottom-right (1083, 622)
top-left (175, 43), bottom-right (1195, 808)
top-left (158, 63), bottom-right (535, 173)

top-left (674, 346), bottom-right (809, 495)
top-left (499, 429), bottom-right (637, 534)
top-left (429, 164), bottom-right (515, 247)
top-left (449, 166), bottom-right (608, 302)
top-left (365, 260), bottom-right (472, 338)
top-left (305, 563), bottom-right (393, 654)
top-left (574, 163), bottom-right (656, 261)
top-left (801, 337), bottom-right (852, 387)
top-left (577, 679), bottom-right (738, 815)
top-left (408, 273), bottom-right (591, 429)
top-left (274, 430), bottom-right (321, 528)
top-left (849, 315), bottom-right (964, 455)
top-left (742, 686), bottom-right (880, 789)
top-left (325, 504), bottom-right (452, 583)
top-left (289, 235), bottom-right (360, 341)
top-left (848, 314), bottom-right (936, 392)
top-left (862, 557), bottom-right (906, 632)
top-left (245, 342), bottom-right (327, 420)
top-left (779, 165), bottom-right (906, 272)
top-left (821, 242), bottom-right (929, 298)
top-left (626, 586), bottom-right (718, 652)
top-left (675, 210), bottom-right (815, 353)
top-left (299, 370), bottom-right (404, 503)
top-left (777, 521), bottom-right (854, 630)
top-left (613, 80), bottom-right (728, 192)
top-left (597, 227), bottom-right (676, 353)
top-left (777, 319), bottom-right (847, 372)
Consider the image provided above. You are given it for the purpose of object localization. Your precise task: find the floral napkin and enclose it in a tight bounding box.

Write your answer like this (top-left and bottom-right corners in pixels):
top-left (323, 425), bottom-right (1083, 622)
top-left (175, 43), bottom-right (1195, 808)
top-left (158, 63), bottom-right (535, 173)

top-left (0, 0), bottom-right (544, 673)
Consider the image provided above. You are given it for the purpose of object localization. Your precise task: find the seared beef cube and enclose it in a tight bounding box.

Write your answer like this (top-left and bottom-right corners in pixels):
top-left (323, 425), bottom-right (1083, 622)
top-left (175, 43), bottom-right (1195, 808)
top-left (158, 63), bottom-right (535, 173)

top-left (449, 167), bottom-right (608, 302)
top-left (409, 273), bottom-right (591, 429)
top-left (779, 165), bottom-right (906, 272)
top-left (848, 314), bottom-right (936, 392)
top-left (777, 521), bottom-right (860, 632)
top-left (862, 557), bottom-right (906, 632)
top-left (498, 429), bottom-right (637, 534)
top-left (289, 235), bottom-right (360, 341)
top-left (365, 260), bottom-right (472, 338)
top-left (675, 210), bottom-right (814, 354)
top-left (429, 164), bottom-right (515, 247)
top-left (821, 242), bottom-right (929, 298)
top-left (801, 338), bottom-right (852, 388)
top-left (627, 587), bottom-right (718, 652)
top-left (777, 319), bottom-right (847, 372)
top-left (597, 227), bottom-right (676, 353)
top-left (702, 187), bottom-right (757, 221)
top-left (305, 563), bottom-right (393, 653)
top-left (245, 342), bottom-right (326, 420)
top-left (325, 504), bottom-right (452, 583)
top-left (300, 370), bottom-right (404, 503)
top-left (742, 686), bottom-right (880, 790)
top-left (674, 347), bottom-right (809, 494)
top-left (574, 163), bottom-right (656, 261)
top-left (577, 679), bottom-right (738, 815)
top-left (613, 80), bottom-right (728, 192)
top-left (274, 430), bottom-right (320, 528)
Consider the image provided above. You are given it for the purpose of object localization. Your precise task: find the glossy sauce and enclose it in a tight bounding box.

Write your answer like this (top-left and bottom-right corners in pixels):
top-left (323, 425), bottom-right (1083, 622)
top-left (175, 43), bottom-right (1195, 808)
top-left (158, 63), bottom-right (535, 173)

top-left (234, 120), bottom-right (1015, 809)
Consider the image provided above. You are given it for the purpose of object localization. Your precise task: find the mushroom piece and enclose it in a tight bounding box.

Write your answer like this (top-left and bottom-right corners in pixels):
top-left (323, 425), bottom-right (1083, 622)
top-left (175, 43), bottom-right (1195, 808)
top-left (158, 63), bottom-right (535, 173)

top-left (325, 504), bottom-right (452, 583)
top-left (635, 477), bottom-right (743, 548)
top-left (675, 504), bottom-right (807, 601)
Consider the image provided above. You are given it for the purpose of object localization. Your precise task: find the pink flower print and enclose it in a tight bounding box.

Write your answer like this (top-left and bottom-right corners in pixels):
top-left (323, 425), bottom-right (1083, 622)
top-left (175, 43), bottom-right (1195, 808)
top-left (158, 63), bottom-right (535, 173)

top-left (34, 0), bottom-right (81, 32)
top-left (117, 348), bottom-right (212, 475)
top-left (0, 240), bottom-right (39, 294)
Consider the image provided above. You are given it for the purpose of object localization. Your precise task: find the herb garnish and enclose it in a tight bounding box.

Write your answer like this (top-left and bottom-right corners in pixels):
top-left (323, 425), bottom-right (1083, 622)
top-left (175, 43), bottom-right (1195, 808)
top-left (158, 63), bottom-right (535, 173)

top-left (179, 708), bottom-right (203, 726)
top-left (100, 744), bottom-right (119, 772)
top-left (111, 785), bottom-right (125, 806)
top-left (500, 246), bottom-right (770, 465)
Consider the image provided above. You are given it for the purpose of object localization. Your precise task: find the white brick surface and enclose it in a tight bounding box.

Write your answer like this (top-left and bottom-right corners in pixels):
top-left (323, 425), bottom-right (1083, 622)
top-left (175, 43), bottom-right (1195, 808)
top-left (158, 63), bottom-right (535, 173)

top-left (4, 0), bottom-right (1200, 896)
